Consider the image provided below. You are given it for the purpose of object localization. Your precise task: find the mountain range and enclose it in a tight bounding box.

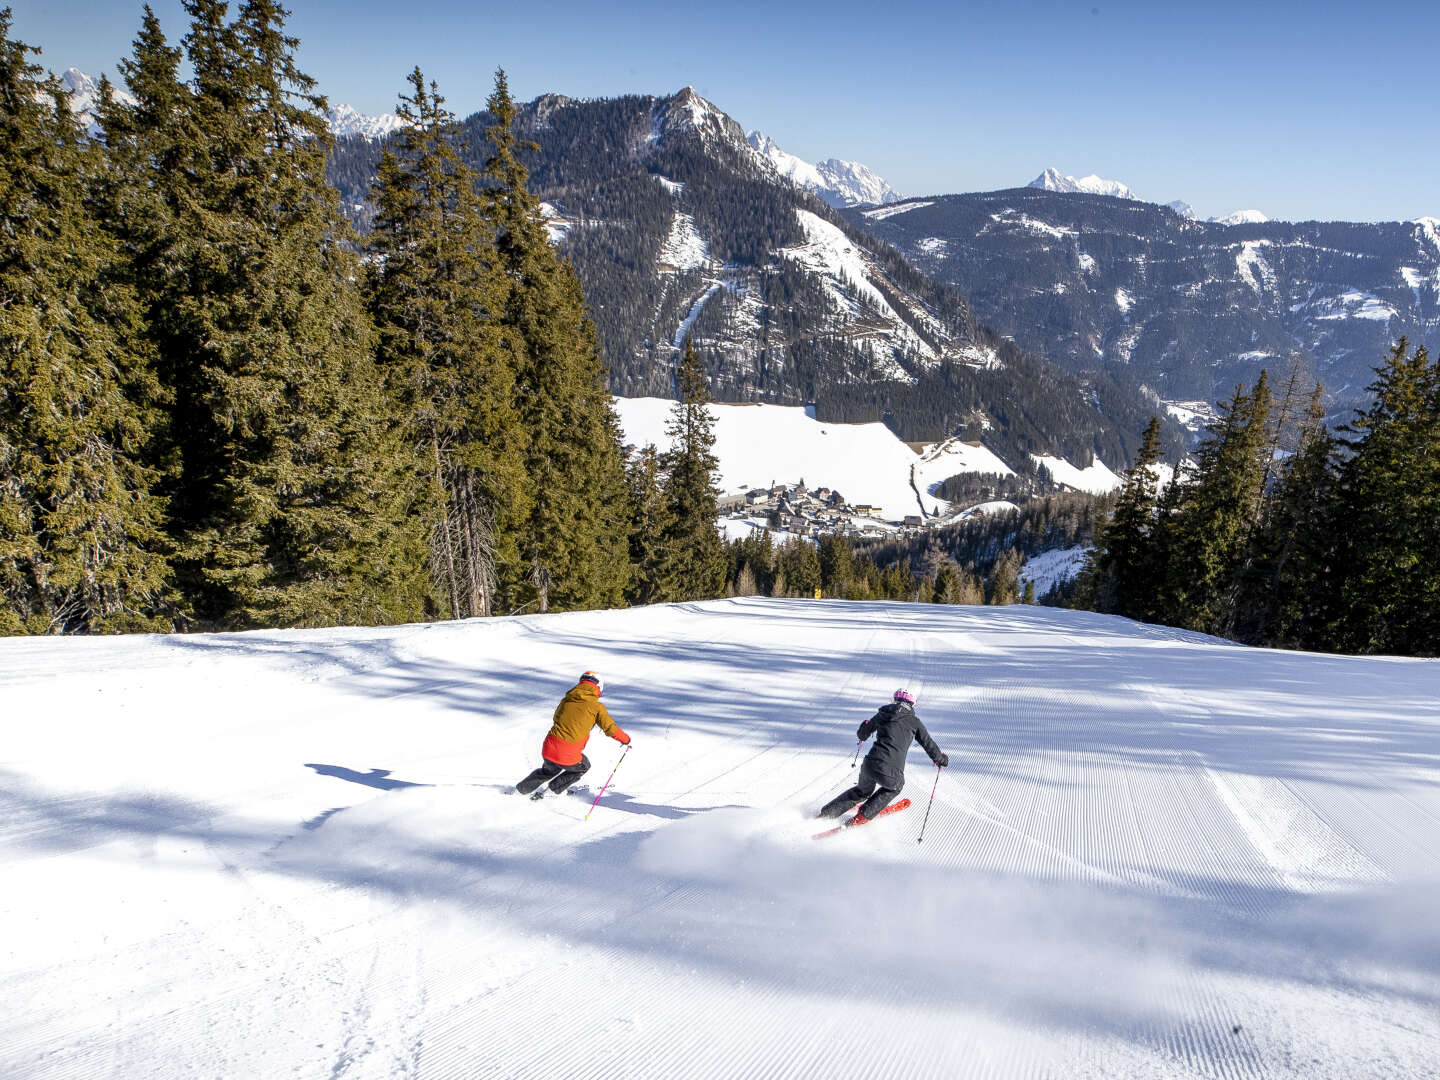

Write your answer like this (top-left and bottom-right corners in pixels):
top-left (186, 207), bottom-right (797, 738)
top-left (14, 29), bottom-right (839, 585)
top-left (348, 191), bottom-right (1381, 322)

top-left (844, 191), bottom-right (1440, 415)
top-left (326, 85), bottom-right (1173, 474)
top-left (62, 69), bottom-right (1437, 467)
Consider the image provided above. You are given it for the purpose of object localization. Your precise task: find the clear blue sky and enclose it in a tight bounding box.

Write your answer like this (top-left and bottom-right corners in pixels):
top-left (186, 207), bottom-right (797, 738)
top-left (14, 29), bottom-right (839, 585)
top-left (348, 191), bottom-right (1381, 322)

top-left (13, 0), bottom-right (1438, 222)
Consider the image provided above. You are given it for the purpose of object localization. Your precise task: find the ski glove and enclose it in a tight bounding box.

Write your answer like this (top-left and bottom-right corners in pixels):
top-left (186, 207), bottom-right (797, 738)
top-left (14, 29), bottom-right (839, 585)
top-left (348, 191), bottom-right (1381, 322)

top-left (936, 753), bottom-right (949, 767)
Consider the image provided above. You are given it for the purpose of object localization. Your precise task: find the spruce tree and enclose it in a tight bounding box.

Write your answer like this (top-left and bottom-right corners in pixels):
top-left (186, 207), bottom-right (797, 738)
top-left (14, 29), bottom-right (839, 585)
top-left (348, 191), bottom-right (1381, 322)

top-left (1253, 384), bottom-right (1340, 649)
top-left (367, 68), bottom-right (527, 619)
top-left (661, 340), bottom-right (725, 600)
top-left (483, 69), bottom-right (629, 613)
top-left (1090, 415), bottom-right (1164, 620)
top-left (129, 0), bottom-right (426, 629)
top-left (1155, 374), bottom-right (1273, 635)
top-left (1330, 340), bottom-right (1439, 655)
top-left (0, 12), bottom-right (170, 634)
top-left (625, 444), bottom-right (673, 604)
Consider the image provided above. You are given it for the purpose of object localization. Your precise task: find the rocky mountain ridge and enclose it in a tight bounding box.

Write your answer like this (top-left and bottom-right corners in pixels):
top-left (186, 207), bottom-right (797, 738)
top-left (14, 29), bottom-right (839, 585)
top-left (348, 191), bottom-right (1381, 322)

top-left (844, 190), bottom-right (1440, 415)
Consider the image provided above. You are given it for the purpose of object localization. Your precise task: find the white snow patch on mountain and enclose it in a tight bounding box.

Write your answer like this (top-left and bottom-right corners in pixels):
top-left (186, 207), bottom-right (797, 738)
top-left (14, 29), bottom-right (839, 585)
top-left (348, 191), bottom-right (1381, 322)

top-left (326, 103), bottom-right (406, 140)
top-left (658, 213), bottom-right (709, 272)
top-left (1032, 454), bottom-right (1123, 494)
top-left (1210, 209), bottom-right (1270, 225)
top-left (538, 202), bottom-right (571, 244)
top-left (1414, 217), bottom-right (1440, 259)
top-left (1166, 200), bottom-right (1198, 219)
top-left (1115, 287), bottom-right (1135, 314)
top-left (861, 200), bottom-right (934, 221)
top-left (1236, 240), bottom-right (1277, 295)
top-left (913, 438), bottom-right (1015, 500)
top-left (985, 210), bottom-right (1076, 240)
top-left (654, 175), bottom-right (684, 196)
top-left (916, 237), bottom-right (949, 257)
top-left (614, 397), bottom-right (935, 518)
top-left (1028, 168), bottom-right (1136, 199)
top-left (1019, 545), bottom-right (1091, 597)
top-left (672, 284), bottom-right (724, 349)
top-left (1311, 290), bottom-right (1398, 322)
top-left (779, 210), bottom-right (934, 361)
top-left (1399, 266), bottom-right (1440, 306)
top-left (1164, 400), bottom-right (1218, 432)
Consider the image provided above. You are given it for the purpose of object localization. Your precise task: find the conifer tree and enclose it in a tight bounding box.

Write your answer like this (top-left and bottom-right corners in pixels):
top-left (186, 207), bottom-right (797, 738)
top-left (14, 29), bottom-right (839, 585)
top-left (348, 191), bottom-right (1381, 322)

top-left (1089, 415), bottom-right (1164, 620)
top-left (1252, 384), bottom-right (1339, 649)
top-left (986, 549), bottom-right (1022, 605)
top-left (625, 444), bottom-right (673, 604)
top-left (1155, 374), bottom-right (1273, 634)
top-left (661, 340), bottom-right (725, 600)
top-left (125, 0), bottom-right (427, 629)
top-left (483, 69), bottom-right (629, 612)
top-left (1330, 340), bottom-right (1439, 655)
top-left (367, 68), bottom-right (527, 618)
top-left (0, 12), bottom-right (170, 634)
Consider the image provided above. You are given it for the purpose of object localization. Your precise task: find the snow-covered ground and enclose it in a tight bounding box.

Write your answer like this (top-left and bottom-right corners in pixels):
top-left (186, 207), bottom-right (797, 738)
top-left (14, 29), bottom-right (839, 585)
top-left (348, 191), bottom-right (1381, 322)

top-left (1019, 545), bottom-right (1091, 597)
top-left (1032, 453), bottom-right (1123, 494)
top-left (614, 398), bottom-right (939, 519)
top-left (913, 437), bottom-right (1014, 499)
top-left (3, 601), bottom-right (1438, 1079)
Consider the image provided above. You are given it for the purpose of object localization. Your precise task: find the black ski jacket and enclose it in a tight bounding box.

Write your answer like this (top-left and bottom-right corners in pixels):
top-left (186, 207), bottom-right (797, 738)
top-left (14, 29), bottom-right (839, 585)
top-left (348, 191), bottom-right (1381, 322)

top-left (858, 702), bottom-right (943, 787)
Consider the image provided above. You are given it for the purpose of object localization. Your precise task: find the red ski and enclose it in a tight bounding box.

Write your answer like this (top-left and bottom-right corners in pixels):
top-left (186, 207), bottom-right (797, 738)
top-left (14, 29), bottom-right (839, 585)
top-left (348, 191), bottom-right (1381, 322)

top-left (812, 798), bottom-right (912, 840)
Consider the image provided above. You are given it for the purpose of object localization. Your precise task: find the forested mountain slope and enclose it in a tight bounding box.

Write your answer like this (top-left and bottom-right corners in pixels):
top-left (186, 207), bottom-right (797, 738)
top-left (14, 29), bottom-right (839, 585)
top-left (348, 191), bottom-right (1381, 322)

top-left (329, 90), bottom-right (1181, 469)
top-left (844, 190), bottom-right (1440, 415)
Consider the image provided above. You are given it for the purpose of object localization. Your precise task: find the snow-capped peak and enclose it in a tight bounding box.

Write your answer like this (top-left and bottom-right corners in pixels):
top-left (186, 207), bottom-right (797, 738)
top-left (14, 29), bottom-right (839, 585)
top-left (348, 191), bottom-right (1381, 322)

top-left (54, 67), bottom-right (136, 134)
top-left (1209, 209), bottom-right (1270, 225)
top-left (650, 87), bottom-right (749, 151)
top-left (746, 130), bottom-right (902, 209)
top-left (1028, 168), bottom-right (1136, 200)
top-left (1166, 200), bottom-right (1198, 220)
top-left (326, 103), bottom-right (406, 140)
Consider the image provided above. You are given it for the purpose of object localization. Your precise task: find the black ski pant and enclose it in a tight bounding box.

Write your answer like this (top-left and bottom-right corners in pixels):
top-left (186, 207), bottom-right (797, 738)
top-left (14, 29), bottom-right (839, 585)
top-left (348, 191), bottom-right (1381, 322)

top-left (516, 754), bottom-right (591, 795)
top-left (818, 761), bottom-right (902, 819)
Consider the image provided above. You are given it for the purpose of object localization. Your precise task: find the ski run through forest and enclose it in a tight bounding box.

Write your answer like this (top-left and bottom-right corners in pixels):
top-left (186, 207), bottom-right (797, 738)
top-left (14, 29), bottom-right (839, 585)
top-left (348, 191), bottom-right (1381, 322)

top-left (3, 599), bottom-right (1438, 1079)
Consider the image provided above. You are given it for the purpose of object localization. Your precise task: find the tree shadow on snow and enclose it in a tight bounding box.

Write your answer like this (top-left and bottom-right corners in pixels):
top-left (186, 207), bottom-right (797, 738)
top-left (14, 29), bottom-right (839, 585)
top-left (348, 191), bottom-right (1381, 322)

top-left (303, 764), bottom-right (430, 790)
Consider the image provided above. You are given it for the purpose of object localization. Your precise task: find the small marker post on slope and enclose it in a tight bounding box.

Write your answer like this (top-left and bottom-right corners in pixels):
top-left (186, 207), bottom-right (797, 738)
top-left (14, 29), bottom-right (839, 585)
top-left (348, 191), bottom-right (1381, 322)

top-left (585, 744), bottom-right (630, 821)
top-left (916, 762), bottom-right (942, 843)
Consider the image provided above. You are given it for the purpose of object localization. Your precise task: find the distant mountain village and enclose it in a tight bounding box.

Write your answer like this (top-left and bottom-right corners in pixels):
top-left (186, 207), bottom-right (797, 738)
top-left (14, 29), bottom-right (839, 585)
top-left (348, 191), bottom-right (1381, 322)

top-left (719, 479), bottom-right (928, 539)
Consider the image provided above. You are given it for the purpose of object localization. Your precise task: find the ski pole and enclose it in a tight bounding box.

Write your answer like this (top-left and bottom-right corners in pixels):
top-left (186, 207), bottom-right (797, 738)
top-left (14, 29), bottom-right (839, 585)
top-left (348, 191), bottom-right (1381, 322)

top-left (850, 740), bottom-right (862, 767)
top-left (585, 744), bottom-right (630, 821)
top-left (916, 763), bottom-right (942, 843)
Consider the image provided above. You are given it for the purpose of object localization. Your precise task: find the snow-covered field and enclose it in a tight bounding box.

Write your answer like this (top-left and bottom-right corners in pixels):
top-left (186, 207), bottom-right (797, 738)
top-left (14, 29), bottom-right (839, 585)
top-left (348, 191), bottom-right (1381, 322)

top-left (614, 397), bottom-right (937, 519)
top-left (3, 601), bottom-right (1439, 1079)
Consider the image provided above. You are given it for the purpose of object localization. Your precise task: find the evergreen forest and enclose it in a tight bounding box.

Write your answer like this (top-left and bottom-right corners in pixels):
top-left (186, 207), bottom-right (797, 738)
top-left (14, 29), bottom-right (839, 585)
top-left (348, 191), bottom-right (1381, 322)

top-left (2, 5), bottom-right (1434, 658)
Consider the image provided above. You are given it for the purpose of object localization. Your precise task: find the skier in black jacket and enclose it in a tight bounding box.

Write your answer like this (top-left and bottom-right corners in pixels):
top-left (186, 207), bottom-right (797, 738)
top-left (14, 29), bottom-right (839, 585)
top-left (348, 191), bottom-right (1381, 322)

top-left (817, 689), bottom-right (948, 822)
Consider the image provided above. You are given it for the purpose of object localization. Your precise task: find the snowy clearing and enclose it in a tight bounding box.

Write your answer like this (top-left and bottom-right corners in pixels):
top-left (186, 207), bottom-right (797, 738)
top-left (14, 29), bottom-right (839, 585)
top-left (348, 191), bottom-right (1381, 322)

top-left (2, 601), bottom-right (1437, 1079)
top-left (1019, 545), bottom-right (1091, 597)
top-left (913, 437), bottom-right (1015, 498)
top-left (613, 397), bottom-right (938, 519)
top-left (1031, 453), bottom-right (1123, 494)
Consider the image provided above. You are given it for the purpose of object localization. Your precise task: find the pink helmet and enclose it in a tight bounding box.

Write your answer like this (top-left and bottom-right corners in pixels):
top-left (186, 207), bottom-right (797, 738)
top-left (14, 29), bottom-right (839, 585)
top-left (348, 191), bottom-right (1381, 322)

top-left (580, 671), bottom-right (604, 696)
top-left (893, 689), bottom-right (915, 705)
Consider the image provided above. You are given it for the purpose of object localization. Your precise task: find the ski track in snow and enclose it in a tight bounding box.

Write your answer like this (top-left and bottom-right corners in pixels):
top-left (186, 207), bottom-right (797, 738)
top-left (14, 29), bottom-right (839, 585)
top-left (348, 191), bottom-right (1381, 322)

top-left (2, 601), bottom-right (1439, 1079)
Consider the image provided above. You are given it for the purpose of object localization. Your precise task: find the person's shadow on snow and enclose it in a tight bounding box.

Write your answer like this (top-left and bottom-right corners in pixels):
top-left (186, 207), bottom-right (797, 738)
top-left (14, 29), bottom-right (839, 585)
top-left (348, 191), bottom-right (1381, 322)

top-left (304, 764), bottom-right (429, 790)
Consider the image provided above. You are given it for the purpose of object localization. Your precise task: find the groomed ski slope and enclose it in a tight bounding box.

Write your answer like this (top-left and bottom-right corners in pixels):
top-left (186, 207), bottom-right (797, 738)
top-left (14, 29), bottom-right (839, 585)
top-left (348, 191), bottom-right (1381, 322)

top-left (2, 600), bottom-right (1439, 1079)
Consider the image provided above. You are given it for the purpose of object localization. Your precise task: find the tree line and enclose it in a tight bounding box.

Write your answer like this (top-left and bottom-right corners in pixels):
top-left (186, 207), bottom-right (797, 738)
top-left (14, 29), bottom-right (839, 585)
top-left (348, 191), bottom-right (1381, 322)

top-left (0, 3), bottom-right (718, 634)
top-left (1077, 340), bottom-right (1439, 657)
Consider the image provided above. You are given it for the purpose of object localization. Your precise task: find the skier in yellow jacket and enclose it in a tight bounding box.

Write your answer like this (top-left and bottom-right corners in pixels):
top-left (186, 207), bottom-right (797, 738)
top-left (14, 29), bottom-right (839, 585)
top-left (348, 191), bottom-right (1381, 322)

top-left (515, 671), bottom-right (630, 797)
